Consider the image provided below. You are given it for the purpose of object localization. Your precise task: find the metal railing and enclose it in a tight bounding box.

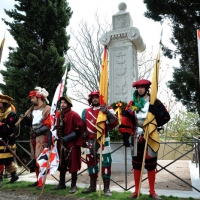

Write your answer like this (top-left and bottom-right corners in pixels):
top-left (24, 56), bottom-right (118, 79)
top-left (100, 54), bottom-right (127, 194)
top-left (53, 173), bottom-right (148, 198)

top-left (5, 136), bottom-right (199, 193)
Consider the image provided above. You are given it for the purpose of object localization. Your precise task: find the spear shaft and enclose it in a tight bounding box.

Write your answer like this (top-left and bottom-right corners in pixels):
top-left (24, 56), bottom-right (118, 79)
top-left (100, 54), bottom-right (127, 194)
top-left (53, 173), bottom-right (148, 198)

top-left (0, 138), bottom-right (29, 172)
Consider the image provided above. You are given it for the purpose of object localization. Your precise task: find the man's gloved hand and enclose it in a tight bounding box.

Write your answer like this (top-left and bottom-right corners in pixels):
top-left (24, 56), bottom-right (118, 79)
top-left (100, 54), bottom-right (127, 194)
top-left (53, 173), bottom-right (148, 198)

top-left (100, 105), bottom-right (110, 114)
top-left (20, 114), bottom-right (25, 118)
top-left (34, 126), bottom-right (48, 136)
top-left (122, 133), bottom-right (130, 147)
top-left (148, 104), bottom-right (162, 117)
top-left (100, 105), bottom-right (117, 124)
top-left (61, 132), bottom-right (76, 143)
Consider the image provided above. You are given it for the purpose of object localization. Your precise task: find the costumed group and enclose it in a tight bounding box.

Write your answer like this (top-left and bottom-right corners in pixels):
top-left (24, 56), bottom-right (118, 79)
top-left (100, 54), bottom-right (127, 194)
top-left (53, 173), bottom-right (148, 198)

top-left (0, 79), bottom-right (170, 200)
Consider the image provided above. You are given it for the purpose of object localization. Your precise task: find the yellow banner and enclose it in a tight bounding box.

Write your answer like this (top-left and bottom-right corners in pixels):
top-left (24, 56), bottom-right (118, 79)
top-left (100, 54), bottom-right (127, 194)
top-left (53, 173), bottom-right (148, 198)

top-left (143, 44), bottom-right (161, 152)
top-left (96, 47), bottom-right (108, 145)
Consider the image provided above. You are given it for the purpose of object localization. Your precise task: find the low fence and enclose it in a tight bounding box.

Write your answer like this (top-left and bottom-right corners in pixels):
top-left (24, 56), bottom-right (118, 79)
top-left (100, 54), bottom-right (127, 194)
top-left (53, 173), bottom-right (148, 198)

top-left (7, 136), bottom-right (200, 192)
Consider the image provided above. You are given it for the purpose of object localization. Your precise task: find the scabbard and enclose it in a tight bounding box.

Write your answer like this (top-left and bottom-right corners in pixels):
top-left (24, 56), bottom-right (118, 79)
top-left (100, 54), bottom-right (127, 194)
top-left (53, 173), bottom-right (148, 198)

top-left (59, 145), bottom-right (63, 166)
top-left (131, 132), bottom-right (138, 157)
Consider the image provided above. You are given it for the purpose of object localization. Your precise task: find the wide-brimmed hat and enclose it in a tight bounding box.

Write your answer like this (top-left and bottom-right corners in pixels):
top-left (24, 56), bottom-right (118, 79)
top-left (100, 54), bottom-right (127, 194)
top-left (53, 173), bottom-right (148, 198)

top-left (0, 94), bottom-right (13, 104)
top-left (60, 96), bottom-right (73, 107)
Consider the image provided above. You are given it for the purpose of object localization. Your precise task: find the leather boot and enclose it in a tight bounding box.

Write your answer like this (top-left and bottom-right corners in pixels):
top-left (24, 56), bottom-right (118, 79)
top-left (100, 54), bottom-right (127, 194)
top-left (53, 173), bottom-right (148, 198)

top-left (7, 171), bottom-right (19, 184)
top-left (149, 193), bottom-right (162, 200)
top-left (51, 170), bottom-right (66, 190)
top-left (82, 176), bottom-right (97, 193)
top-left (103, 178), bottom-right (112, 196)
top-left (28, 182), bottom-right (38, 187)
top-left (148, 170), bottom-right (162, 200)
top-left (69, 172), bottom-right (77, 194)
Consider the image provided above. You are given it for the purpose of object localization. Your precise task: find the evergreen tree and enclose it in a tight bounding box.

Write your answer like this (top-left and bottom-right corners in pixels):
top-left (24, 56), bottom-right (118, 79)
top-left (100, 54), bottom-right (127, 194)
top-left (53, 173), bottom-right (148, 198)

top-left (143, 0), bottom-right (200, 114)
top-left (1, 0), bottom-right (72, 116)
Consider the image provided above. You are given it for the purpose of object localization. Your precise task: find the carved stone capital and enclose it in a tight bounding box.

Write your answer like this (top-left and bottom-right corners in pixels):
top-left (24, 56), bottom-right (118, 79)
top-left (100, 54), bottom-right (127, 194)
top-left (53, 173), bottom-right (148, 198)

top-left (127, 27), bottom-right (146, 52)
top-left (100, 27), bottom-right (145, 52)
top-left (99, 33), bottom-right (111, 46)
top-left (127, 27), bottom-right (139, 41)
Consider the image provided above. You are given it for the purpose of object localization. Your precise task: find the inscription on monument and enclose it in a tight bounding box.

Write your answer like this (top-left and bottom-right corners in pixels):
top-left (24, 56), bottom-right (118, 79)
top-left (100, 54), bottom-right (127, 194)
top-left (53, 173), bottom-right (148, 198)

top-left (114, 50), bottom-right (128, 101)
top-left (115, 16), bottom-right (126, 29)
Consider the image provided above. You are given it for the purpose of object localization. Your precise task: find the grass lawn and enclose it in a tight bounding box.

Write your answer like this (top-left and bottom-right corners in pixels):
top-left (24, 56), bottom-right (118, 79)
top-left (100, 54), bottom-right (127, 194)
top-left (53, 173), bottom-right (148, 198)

top-left (0, 180), bottom-right (197, 200)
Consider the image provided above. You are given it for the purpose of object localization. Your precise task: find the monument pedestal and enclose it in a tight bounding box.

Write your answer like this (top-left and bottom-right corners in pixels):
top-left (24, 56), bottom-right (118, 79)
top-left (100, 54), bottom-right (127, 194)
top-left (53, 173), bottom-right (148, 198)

top-left (111, 143), bottom-right (147, 174)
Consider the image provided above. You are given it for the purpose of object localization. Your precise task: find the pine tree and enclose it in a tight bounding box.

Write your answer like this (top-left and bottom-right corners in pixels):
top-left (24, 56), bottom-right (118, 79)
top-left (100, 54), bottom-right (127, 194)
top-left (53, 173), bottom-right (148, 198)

top-left (143, 0), bottom-right (200, 115)
top-left (1, 0), bottom-right (72, 116)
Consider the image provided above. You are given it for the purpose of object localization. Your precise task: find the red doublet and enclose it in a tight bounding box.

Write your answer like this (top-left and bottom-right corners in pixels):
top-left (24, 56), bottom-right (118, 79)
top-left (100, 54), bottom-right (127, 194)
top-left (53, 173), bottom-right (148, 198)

top-left (57, 108), bottom-right (84, 173)
top-left (85, 107), bottom-right (99, 139)
top-left (85, 106), bottom-right (118, 139)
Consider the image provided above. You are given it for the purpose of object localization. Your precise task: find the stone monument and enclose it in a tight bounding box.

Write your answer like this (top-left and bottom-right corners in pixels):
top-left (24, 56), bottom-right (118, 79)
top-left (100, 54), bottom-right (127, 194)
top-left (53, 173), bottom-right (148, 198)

top-left (100, 2), bottom-right (146, 104)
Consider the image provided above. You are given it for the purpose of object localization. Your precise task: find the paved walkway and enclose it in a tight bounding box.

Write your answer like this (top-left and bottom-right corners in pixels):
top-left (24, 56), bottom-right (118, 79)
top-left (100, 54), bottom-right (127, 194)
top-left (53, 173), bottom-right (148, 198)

top-left (18, 160), bottom-right (200, 199)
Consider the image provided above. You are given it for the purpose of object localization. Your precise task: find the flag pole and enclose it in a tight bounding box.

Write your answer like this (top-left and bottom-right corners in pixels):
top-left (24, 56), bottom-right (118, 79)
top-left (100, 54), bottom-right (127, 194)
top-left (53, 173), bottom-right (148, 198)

top-left (96, 46), bottom-right (108, 198)
top-left (98, 137), bottom-right (103, 197)
top-left (37, 67), bottom-right (68, 196)
top-left (197, 30), bottom-right (200, 86)
top-left (137, 30), bottom-right (162, 199)
top-left (137, 128), bottom-right (149, 199)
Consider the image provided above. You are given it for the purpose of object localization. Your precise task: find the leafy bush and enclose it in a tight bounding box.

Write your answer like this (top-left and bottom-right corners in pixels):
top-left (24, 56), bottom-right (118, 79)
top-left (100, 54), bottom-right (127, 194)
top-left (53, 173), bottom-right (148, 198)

top-left (109, 128), bottom-right (122, 142)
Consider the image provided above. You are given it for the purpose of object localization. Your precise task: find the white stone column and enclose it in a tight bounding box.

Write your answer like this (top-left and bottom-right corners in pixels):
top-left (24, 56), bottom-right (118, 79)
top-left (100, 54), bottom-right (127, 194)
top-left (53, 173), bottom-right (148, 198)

top-left (100, 2), bottom-right (146, 104)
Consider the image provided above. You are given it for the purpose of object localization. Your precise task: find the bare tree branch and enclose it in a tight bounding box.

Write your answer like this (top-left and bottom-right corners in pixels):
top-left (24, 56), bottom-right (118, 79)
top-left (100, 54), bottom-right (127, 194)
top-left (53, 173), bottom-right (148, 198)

top-left (66, 13), bottom-right (169, 106)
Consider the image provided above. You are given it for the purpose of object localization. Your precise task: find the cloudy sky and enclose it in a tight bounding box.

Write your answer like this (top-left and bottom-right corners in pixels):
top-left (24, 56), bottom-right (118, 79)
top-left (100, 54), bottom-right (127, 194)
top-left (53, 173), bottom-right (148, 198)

top-left (0, 0), bottom-right (177, 114)
top-left (0, 0), bottom-right (174, 69)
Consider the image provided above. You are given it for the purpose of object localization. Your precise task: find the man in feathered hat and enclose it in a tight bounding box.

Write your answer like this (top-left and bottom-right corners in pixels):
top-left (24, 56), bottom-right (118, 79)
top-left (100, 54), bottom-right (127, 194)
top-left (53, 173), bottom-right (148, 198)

top-left (81, 91), bottom-right (118, 196)
top-left (22, 87), bottom-right (51, 189)
top-left (51, 96), bottom-right (84, 194)
top-left (120, 79), bottom-right (170, 200)
top-left (0, 94), bottom-right (19, 187)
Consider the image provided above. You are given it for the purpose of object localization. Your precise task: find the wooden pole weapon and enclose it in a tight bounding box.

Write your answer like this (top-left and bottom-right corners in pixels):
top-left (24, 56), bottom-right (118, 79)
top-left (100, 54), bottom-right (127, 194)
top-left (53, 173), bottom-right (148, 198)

top-left (0, 138), bottom-right (29, 172)
top-left (137, 127), bottom-right (149, 199)
top-left (98, 136), bottom-right (103, 198)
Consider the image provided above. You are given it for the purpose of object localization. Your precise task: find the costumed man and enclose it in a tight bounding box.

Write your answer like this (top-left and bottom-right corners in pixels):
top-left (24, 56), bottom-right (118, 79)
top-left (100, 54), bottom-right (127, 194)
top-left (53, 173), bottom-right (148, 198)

top-left (51, 96), bottom-right (84, 194)
top-left (119, 79), bottom-right (170, 200)
top-left (81, 91), bottom-right (118, 196)
top-left (22, 87), bottom-right (51, 189)
top-left (0, 94), bottom-right (19, 187)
